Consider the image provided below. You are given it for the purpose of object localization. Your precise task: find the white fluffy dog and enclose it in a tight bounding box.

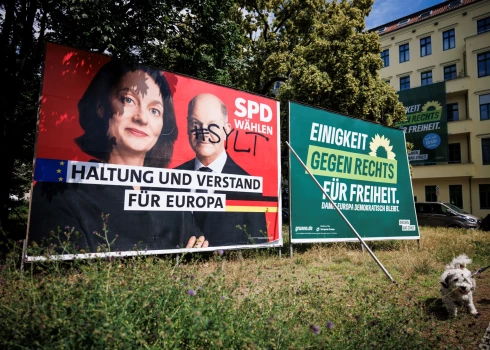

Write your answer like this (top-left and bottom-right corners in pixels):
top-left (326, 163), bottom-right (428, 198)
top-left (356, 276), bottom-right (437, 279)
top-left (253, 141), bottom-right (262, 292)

top-left (440, 254), bottom-right (478, 317)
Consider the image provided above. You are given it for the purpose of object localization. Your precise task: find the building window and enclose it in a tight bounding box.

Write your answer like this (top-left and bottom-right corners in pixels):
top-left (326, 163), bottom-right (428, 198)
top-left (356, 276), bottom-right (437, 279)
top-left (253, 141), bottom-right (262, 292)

top-left (425, 185), bottom-right (437, 202)
top-left (477, 51), bottom-right (490, 78)
top-left (449, 185), bottom-right (463, 208)
top-left (421, 71), bottom-right (432, 86)
top-left (399, 43), bottom-right (410, 63)
top-left (481, 94), bottom-right (490, 121)
top-left (400, 76), bottom-right (410, 90)
top-left (444, 64), bottom-right (457, 80)
top-left (480, 184), bottom-right (490, 209)
top-left (443, 29), bottom-right (455, 50)
top-left (483, 138), bottom-right (490, 165)
top-left (381, 49), bottom-right (389, 67)
top-left (420, 37), bottom-right (432, 57)
top-left (477, 17), bottom-right (490, 33)
top-left (447, 103), bottom-right (459, 121)
top-left (448, 143), bottom-right (461, 163)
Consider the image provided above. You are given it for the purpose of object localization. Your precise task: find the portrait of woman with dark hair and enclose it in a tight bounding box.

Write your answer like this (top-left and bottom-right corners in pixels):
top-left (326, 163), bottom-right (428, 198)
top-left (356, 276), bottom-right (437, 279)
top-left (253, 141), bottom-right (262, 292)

top-left (29, 60), bottom-right (206, 253)
top-left (75, 60), bottom-right (177, 169)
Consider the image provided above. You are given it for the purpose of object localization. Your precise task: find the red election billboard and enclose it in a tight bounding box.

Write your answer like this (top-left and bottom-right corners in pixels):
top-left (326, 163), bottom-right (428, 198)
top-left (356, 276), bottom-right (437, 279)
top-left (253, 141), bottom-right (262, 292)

top-left (26, 43), bottom-right (281, 260)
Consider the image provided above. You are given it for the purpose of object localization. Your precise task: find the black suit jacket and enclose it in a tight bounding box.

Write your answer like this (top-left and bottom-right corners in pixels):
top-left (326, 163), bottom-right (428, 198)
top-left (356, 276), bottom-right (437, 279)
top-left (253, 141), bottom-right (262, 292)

top-left (177, 154), bottom-right (267, 247)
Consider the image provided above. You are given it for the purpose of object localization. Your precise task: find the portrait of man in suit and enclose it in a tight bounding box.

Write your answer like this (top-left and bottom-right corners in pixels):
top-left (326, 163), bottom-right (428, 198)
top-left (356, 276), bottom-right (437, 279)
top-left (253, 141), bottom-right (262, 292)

top-left (177, 93), bottom-right (267, 247)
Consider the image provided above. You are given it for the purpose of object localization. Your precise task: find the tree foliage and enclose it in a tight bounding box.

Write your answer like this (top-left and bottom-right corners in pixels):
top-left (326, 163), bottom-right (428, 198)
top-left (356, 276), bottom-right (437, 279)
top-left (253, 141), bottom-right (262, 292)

top-left (237, 0), bottom-right (405, 125)
top-left (0, 0), bottom-right (405, 229)
top-left (138, 1), bottom-right (246, 86)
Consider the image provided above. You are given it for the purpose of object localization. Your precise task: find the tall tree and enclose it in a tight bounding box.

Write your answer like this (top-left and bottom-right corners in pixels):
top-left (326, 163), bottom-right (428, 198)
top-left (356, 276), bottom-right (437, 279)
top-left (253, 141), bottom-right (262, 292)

top-left (0, 0), bottom-right (244, 229)
top-left (236, 0), bottom-right (405, 122)
top-left (138, 0), bottom-right (246, 87)
top-left (0, 0), bottom-right (44, 228)
top-left (233, 0), bottom-right (406, 177)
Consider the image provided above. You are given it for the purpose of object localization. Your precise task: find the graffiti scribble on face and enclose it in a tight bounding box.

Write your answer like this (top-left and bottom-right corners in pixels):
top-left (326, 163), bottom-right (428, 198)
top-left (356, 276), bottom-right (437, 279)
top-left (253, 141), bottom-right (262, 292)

top-left (191, 124), bottom-right (270, 156)
top-left (190, 124), bottom-right (221, 144)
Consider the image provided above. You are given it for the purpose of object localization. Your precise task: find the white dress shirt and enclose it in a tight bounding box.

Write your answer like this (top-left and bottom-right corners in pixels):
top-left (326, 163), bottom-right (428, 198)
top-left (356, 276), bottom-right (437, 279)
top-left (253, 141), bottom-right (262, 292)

top-left (192, 151), bottom-right (228, 193)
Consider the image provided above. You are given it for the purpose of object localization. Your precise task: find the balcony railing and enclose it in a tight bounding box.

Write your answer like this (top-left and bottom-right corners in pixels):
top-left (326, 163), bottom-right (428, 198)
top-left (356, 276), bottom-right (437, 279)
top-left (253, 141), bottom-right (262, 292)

top-left (445, 75), bottom-right (470, 93)
top-left (448, 118), bottom-right (471, 134)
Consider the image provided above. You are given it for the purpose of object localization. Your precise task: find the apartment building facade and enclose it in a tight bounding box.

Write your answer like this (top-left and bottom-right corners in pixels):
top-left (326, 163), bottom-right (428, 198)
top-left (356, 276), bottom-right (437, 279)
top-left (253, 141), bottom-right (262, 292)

top-left (372, 0), bottom-right (490, 219)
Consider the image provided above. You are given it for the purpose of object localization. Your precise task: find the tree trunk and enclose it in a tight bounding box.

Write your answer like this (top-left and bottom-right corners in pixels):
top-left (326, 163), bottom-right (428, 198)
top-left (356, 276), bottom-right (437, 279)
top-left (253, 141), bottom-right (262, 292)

top-left (0, 144), bottom-right (16, 230)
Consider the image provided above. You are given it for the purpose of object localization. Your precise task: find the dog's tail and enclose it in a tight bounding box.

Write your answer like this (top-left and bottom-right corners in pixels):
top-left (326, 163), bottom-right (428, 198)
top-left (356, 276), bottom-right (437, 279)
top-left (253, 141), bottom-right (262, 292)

top-left (447, 254), bottom-right (472, 269)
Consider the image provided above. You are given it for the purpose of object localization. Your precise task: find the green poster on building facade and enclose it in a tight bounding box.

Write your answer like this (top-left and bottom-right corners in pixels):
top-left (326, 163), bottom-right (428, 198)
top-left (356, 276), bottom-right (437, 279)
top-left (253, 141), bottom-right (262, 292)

top-left (396, 82), bottom-right (448, 164)
top-left (289, 102), bottom-right (419, 243)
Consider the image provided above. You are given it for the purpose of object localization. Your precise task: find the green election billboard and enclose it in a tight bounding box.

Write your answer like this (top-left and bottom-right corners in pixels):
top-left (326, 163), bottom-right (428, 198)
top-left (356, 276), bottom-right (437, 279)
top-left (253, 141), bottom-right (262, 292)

top-left (289, 102), bottom-right (419, 243)
top-left (396, 82), bottom-right (448, 164)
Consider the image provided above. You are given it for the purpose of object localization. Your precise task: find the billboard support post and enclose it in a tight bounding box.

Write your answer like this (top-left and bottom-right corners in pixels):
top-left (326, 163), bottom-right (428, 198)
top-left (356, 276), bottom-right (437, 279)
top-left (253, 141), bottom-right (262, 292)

top-left (286, 141), bottom-right (396, 284)
top-left (21, 239), bottom-right (27, 271)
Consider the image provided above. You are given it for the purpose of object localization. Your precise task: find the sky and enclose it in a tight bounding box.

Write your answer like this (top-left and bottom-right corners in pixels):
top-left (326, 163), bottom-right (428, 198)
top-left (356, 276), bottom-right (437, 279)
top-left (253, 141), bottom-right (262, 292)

top-left (366, 0), bottom-right (444, 29)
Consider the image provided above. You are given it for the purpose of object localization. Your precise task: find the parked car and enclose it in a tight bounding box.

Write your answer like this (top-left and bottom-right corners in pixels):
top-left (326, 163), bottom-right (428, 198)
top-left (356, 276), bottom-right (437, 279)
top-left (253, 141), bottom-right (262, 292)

top-left (414, 202), bottom-right (481, 229)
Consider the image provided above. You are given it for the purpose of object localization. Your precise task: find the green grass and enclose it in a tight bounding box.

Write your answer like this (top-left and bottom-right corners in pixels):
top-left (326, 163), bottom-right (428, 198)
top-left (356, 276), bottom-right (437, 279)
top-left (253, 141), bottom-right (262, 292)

top-left (0, 225), bottom-right (489, 349)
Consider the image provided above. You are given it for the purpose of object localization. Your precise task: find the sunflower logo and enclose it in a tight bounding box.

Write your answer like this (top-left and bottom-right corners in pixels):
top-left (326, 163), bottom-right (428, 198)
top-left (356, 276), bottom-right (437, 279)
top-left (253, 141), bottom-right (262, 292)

top-left (369, 134), bottom-right (396, 160)
top-left (421, 101), bottom-right (442, 112)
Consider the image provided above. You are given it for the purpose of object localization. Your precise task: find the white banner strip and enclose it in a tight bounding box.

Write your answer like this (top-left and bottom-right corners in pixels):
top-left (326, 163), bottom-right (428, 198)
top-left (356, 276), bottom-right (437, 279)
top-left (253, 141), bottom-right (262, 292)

top-left (24, 237), bottom-right (284, 262)
top-left (66, 160), bottom-right (263, 193)
top-left (124, 190), bottom-right (227, 211)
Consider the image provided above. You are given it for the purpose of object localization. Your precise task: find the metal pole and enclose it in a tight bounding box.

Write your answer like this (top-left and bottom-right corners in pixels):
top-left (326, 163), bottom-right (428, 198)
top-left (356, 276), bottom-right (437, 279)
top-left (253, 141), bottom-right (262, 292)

top-left (286, 141), bottom-right (396, 284)
top-left (20, 239), bottom-right (27, 271)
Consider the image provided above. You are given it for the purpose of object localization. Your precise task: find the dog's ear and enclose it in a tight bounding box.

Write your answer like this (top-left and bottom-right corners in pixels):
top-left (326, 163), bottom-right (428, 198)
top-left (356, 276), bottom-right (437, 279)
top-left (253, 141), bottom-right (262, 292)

top-left (441, 274), bottom-right (451, 288)
top-left (453, 262), bottom-right (467, 269)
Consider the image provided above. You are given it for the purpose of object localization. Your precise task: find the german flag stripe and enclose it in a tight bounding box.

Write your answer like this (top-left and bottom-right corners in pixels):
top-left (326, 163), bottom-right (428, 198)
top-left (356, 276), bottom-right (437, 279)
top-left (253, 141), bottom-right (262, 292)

top-left (226, 206), bottom-right (278, 213)
top-left (226, 200), bottom-right (278, 206)
top-left (224, 195), bottom-right (279, 202)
